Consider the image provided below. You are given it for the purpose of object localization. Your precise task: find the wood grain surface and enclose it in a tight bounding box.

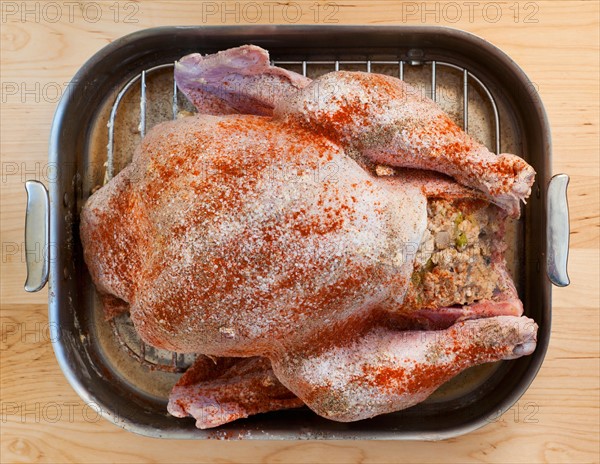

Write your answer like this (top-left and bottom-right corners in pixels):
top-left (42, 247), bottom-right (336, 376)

top-left (1, 1), bottom-right (598, 463)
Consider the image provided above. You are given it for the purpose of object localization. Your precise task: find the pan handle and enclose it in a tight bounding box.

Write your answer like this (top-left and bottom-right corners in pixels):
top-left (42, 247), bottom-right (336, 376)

top-left (24, 180), bottom-right (49, 292)
top-left (546, 174), bottom-right (570, 287)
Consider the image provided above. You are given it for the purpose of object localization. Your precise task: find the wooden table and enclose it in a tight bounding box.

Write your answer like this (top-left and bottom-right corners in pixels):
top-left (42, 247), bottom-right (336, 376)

top-left (1, 1), bottom-right (598, 462)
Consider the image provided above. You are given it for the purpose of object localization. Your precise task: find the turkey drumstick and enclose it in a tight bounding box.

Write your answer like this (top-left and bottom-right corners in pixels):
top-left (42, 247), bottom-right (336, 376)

top-left (273, 316), bottom-right (537, 422)
top-left (276, 71), bottom-right (535, 218)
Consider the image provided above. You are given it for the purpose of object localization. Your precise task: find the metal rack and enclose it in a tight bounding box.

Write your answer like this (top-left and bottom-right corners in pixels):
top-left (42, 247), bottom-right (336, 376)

top-left (105, 57), bottom-right (502, 373)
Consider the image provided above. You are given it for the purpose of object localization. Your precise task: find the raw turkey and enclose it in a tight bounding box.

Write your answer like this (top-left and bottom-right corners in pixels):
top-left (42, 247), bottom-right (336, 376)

top-left (81, 45), bottom-right (537, 428)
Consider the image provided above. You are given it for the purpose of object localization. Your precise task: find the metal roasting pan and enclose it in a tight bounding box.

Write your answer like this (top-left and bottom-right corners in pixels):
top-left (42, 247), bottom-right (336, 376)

top-left (24, 26), bottom-right (570, 440)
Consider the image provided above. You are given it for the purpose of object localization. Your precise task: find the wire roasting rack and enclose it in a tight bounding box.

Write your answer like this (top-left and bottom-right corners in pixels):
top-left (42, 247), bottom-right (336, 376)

top-left (105, 56), bottom-right (503, 374)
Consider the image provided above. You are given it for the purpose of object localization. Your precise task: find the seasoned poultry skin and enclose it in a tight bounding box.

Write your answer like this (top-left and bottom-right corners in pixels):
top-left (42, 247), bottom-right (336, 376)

top-left (81, 45), bottom-right (537, 427)
top-left (82, 113), bottom-right (428, 354)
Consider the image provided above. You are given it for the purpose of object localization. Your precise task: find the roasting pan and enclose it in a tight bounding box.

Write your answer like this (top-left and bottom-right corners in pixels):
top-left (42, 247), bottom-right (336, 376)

top-left (24, 26), bottom-right (570, 440)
